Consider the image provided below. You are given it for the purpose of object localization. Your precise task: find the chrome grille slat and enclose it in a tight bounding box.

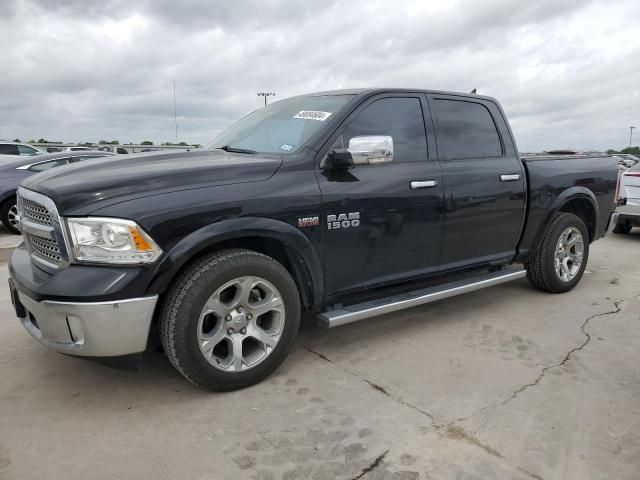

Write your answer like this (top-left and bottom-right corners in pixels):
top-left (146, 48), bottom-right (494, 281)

top-left (17, 187), bottom-right (69, 270)
top-left (21, 198), bottom-right (53, 226)
top-left (26, 234), bottom-right (62, 263)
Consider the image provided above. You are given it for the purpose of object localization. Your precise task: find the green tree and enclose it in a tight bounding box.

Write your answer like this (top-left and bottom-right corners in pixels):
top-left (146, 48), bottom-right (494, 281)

top-left (27, 139), bottom-right (36, 143)
top-left (141, 140), bottom-right (154, 146)
top-left (621, 146), bottom-right (640, 155)
top-left (109, 140), bottom-right (119, 145)
top-left (178, 141), bottom-right (188, 146)
top-left (98, 140), bottom-right (108, 144)
top-left (37, 138), bottom-right (47, 143)
top-left (13, 138), bottom-right (21, 142)
top-left (606, 149), bottom-right (619, 154)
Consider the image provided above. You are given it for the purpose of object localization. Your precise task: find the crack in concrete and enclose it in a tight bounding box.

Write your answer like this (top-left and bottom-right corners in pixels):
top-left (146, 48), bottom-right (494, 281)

top-left (304, 346), bottom-right (439, 422)
top-left (451, 292), bottom-right (640, 425)
top-left (351, 450), bottom-right (389, 480)
top-left (304, 291), bottom-right (640, 479)
top-left (304, 346), bottom-right (543, 480)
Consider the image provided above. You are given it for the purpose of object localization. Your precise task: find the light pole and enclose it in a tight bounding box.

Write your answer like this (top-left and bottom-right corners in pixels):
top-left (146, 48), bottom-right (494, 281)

top-left (257, 92), bottom-right (276, 107)
top-left (630, 126), bottom-right (636, 148)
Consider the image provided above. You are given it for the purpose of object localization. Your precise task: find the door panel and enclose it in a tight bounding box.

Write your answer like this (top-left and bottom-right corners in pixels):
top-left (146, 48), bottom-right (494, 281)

top-left (430, 96), bottom-right (526, 268)
top-left (317, 95), bottom-right (444, 295)
top-left (439, 157), bottom-right (525, 268)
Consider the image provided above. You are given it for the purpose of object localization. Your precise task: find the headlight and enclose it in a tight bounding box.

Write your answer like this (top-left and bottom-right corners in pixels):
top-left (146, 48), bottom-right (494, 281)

top-left (66, 217), bottom-right (162, 264)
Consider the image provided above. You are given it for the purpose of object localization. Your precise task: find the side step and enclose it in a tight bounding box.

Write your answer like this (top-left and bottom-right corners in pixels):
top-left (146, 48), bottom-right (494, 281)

top-left (318, 266), bottom-right (527, 328)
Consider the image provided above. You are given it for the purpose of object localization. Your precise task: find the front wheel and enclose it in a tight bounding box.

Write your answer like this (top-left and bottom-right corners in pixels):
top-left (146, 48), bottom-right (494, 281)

top-left (0, 198), bottom-right (20, 234)
top-left (525, 213), bottom-right (589, 293)
top-left (160, 249), bottom-right (301, 391)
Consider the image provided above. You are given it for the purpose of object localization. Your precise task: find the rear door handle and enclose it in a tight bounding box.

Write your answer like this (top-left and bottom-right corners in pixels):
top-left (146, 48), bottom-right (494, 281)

top-left (500, 174), bottom-right (521, 182)
top-left (410, 180), bottom-right (438, 189)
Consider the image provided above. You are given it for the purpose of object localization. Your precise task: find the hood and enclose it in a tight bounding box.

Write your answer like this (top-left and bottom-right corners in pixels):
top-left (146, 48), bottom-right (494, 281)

top-left (21, 149), bottom-right (282, 214)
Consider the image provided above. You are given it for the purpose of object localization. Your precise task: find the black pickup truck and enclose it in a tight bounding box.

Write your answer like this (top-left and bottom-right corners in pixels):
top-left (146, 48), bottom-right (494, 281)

top-left (8, 88), bottom-right (618, 391)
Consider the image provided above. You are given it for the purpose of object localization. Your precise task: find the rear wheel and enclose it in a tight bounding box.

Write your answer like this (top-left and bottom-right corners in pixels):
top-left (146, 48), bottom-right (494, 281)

top-left (613, 220), bottom-right (632, 234)
top-left (525, 213), bottom-right (589, 293)
top-left (160, 249), bottom-right (300, 391)
top-left (0, 198), bottom-right (20, 234)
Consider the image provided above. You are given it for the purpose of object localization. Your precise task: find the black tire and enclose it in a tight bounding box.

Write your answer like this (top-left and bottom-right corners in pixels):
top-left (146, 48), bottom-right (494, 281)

top-left (0, 197), bottom-right (20, 234)
top-left (525, 213), bottom-right (589, 293)
top-left (612, 221), bottom-right (632, 234)
top-left (160, 249), bottom-right (301, 391)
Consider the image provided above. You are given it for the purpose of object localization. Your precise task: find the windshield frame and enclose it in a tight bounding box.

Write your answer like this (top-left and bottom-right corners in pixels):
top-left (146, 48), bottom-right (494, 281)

top-left (206, 94), bottom-right (357, 156)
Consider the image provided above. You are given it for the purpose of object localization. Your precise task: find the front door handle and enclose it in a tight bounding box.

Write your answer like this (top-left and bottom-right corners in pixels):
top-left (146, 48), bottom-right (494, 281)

top-left (500, 174), bottom-right (521, 182)
top-left (410, 180), bottom-right (438, 189)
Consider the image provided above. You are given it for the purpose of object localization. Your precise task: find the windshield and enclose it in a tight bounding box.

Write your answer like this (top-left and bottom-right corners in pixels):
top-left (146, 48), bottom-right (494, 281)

top-left (207, 94), bottom-right (354, 154)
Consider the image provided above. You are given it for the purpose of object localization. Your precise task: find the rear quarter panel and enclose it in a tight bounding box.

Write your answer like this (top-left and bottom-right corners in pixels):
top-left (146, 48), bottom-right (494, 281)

top-left (516, 155), bottom-right (618, 261)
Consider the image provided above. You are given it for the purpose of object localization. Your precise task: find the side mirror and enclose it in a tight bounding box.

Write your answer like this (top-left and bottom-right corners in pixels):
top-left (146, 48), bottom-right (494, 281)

top-left (327, 135), bottom-right (394, 168)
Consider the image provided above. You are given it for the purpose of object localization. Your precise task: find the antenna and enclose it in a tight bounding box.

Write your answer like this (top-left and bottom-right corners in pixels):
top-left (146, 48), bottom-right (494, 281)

top-left (470, 88), bottom-right (477, 94)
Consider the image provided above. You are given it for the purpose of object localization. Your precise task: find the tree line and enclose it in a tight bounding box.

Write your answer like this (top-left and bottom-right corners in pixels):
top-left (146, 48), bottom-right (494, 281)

top-left (12, 139), bottom-right (200, 147)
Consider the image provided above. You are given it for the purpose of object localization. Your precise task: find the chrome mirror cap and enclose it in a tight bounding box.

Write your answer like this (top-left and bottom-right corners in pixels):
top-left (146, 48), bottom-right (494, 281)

top-left (348, 135), bottom-right (393, 165)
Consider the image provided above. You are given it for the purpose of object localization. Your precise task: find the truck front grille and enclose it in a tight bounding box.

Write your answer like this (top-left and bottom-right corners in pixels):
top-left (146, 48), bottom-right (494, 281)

top-left (17, 188), bottom-right (68, 270)
top-left (25, 233), bottom-right (62, 263)
top-left (21, 198), bottom-right (53, 226)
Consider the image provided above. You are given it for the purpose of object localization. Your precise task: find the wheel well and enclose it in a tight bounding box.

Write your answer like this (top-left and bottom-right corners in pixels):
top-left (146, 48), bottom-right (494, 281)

top-left (0, 194), bottom-right (16, 210)
top-left (179, 236), bottom-right (316, 311)
top-left (560, 198), bottom-right (596, 241)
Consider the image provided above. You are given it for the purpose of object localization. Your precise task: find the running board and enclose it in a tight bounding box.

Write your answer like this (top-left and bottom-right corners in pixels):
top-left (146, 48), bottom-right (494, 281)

top-left (318, 267), bottom-right (526, 328)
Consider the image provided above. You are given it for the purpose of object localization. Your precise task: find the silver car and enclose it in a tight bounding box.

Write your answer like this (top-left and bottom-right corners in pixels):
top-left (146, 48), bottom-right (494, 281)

top-left (614, 162), bottom-right (640, 233)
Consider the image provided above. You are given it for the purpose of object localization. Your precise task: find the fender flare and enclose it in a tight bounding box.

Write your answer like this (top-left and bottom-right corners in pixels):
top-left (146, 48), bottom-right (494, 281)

top-left (531, 186), bottom-right (599, 254)
top-left (0, 189), bottom-right (17, 206)
top-left (146, 217), bottom-right (324, 310)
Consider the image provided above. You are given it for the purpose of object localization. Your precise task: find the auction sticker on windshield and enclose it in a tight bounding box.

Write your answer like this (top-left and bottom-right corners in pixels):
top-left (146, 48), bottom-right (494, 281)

top-left (293, 111), bottom-right (332, 121)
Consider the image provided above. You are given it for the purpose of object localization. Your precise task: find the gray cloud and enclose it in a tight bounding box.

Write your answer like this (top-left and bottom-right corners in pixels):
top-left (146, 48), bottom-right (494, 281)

top-left (1, 0), bottom-right (639, 150)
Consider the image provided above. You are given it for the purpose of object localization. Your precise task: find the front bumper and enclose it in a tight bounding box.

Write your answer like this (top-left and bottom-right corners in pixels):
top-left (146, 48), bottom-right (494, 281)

top-left (9, 280), bottom-right (158, 357)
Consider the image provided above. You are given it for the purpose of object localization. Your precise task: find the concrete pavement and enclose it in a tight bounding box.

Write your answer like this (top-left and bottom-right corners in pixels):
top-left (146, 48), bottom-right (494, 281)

top-left (0, 231), bottom-right (639, 479)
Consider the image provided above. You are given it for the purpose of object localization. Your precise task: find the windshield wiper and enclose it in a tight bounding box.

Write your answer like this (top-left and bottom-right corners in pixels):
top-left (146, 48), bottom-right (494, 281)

top-left (216, 145), bottom-right (257, 154)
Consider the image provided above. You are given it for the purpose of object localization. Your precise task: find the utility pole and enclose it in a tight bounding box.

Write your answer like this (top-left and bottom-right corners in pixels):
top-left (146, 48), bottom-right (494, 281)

top-left (630, 126), bottom-right (636, 148)
top-left (173, 80), bottom-right (178, 143)
top-left (257, 91), bottom-right (276, 107)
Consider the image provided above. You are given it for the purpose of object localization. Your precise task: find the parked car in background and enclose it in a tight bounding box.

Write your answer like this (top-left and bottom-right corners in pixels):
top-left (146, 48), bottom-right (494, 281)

top-left (63, 146), bottom-right (93, 152)
top-left (0, 151), bottom-right (115, 233)
top-left (614, 162), bottom-right (640, 233)
top-left (97, 145), bottom-right (129, 154)
top-left (0, 142), bottom-right (43, 156)
top-left (613, 154), bottom-right (639, 171)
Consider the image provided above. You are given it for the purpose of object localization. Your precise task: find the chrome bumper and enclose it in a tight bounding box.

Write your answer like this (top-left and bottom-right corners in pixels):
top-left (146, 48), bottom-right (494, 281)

top-left (606, 212), bottom-right (619, 234)
top-left (12, 288), bottom-right (158, 357)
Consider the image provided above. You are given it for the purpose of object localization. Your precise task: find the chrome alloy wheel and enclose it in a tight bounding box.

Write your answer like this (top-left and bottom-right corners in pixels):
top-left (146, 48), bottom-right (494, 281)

top-left (554, 227), bottom-right (584, 282)
top-left (7, 204), bottom-right (20, 230)
top-left (197, 276), bottom-right (285, 372)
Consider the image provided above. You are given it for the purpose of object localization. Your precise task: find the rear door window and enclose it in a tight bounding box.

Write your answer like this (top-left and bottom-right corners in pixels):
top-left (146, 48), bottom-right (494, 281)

top-left (433, 99), bottom-right (502, 159)
top-left (18, 145), bottom-right (38, 156)
top-left (0, 144), bottom-right (20, 155)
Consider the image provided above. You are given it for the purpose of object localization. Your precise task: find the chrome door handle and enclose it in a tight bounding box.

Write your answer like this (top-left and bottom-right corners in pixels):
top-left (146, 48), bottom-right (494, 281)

top-left (410, 180), bottom-right (438, 189)
top-left (500, 174), bottom-right (521, 182)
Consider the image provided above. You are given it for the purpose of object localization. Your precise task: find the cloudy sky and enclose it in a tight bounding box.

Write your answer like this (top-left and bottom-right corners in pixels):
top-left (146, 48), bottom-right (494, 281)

top-left (1, 0), bottom-right (639, 151)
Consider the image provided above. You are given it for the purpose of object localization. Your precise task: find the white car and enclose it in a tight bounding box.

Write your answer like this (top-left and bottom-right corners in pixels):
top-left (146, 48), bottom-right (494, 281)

top-left (613, 154), bottom-right (639, 171)
top-left (0, 142), bottom-right (43, 156)
top-left (63, 146), bottom-right (93, 151)
top-left (614, 162), bottom-right (640, 233)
